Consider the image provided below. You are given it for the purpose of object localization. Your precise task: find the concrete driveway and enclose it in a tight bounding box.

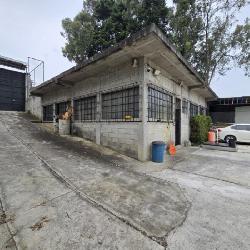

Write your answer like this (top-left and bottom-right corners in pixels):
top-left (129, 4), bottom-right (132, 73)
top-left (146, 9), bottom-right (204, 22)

top-left (1, 112), bottom-right (250, 249)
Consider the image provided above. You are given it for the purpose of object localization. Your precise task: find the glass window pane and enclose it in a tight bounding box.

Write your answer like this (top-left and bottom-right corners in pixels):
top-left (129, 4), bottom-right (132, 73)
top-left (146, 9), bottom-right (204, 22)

top-left (148, 86), bottom-right (173, 122)
top-left (101, 86), bottom-right (139, 121)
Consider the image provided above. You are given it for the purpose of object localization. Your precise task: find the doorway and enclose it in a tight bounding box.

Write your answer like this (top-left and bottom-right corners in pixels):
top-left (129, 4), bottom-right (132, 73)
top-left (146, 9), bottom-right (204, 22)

top-left (175, 98), bottom-right (181, 145)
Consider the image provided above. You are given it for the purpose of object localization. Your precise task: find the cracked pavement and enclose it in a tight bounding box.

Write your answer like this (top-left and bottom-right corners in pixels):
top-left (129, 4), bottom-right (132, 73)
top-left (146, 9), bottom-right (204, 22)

top-left (1, 112), bottom-right (250, 249)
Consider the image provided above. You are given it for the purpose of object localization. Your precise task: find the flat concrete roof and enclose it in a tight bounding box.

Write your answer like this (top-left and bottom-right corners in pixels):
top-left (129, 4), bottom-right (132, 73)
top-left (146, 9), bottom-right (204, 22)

top-left (31, 23), bottom-right (217, 99)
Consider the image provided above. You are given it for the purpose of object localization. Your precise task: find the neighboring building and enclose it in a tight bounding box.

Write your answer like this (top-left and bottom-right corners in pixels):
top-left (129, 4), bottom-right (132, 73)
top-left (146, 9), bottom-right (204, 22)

top-left (0, 55), bottom-right (26, 111)
top-left (209, 96), bottom-right (250, 124)
top-left (31, 24), bottom-right (217, 161)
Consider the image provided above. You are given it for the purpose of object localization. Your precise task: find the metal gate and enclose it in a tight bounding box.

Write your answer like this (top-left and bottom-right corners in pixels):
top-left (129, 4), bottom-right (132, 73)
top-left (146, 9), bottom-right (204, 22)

top-left (0, 68), bottom-right (26, 111)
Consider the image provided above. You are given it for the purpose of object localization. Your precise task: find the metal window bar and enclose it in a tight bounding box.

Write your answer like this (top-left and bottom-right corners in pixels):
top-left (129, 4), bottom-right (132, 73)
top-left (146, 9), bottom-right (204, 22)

top-left (190, 103), bottom-right (199, 118)
top-left (101, 86), bottom-right (139, 122)
top-left (56, 102), bottom-right (68, 118)
top-left (43, 105), bottom-right (53, 122)
top-left (199, 106), bottom-right (206, 115)
top-left (74, 96), bottom-right (96, 122)
top-left (148, 86), bottom-right (173, 122)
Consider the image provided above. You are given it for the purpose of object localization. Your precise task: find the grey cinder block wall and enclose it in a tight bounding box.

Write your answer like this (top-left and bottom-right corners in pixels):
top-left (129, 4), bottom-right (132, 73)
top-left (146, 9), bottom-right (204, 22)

top-left (39, 57), bottom-right (207, 161)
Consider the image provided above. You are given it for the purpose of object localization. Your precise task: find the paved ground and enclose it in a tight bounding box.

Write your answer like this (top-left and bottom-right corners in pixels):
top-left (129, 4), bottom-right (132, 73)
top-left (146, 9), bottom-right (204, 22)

top-left (1, 112), bottom-right (250, 249)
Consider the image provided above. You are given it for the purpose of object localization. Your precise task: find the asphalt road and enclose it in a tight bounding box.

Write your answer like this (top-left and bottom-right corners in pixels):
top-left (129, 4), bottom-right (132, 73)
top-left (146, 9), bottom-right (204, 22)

top-left (1, 112), bottom-right (250, 250)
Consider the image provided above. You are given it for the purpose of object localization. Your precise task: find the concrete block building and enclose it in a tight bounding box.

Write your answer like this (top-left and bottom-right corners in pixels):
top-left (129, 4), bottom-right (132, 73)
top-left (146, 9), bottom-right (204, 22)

top-left (31, 24), bottom-right (217, 161)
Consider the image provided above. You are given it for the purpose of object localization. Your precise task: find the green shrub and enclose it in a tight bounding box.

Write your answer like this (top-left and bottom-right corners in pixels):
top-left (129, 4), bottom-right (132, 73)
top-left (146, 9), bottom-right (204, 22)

top-left (190, 115), bottom-right (212, 144)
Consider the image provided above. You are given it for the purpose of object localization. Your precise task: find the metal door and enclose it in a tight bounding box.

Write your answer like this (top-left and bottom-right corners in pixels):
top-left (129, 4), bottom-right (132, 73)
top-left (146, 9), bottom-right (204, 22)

top-left (175, 98), bottom-right (181, 145)
top-left (0, 68), bottom-right (25, 111)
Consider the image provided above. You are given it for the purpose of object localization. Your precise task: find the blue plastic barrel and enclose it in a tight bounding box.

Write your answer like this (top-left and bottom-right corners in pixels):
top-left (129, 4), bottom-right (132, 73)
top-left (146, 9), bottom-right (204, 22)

top-left (152, 141), bottom-right (166, 163)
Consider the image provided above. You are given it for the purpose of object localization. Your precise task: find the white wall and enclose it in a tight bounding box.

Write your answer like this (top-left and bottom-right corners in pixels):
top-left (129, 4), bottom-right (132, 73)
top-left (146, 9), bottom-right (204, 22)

top-left (235, 106), bottom-right (250, 123)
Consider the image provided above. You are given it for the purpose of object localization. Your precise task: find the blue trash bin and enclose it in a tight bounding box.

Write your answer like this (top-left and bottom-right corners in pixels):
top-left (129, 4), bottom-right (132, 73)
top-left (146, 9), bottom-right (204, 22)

top-left (152, 141), bottom-right (166, 163)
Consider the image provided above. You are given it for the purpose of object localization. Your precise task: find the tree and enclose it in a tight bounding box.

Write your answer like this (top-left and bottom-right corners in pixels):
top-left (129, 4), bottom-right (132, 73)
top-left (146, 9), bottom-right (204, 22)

top-left (191, 0), bottom-right (249, 84)
top-left (61, 0), bottom-right (249, 84)
top-left (61, 0), bottom-right (172, 62)
top-left (170, 0), bottom-right (203, 61)
top-left (61, 11), bottom-right (95, 63)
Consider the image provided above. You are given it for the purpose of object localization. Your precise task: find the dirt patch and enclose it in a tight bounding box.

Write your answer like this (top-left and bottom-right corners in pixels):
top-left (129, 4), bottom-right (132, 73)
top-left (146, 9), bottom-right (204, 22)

top-left (30, 216), bottom-right (50, 231)
top-left (0, 212), bottom-right (15, 225)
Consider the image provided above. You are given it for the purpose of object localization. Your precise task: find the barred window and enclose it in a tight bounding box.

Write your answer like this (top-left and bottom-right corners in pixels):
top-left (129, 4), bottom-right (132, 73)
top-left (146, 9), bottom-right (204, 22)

top-left (56, 101), bottom-right (68, 117)
top-left (102, 87), bottom-right (139, 121)
top-left (190, 103), bottom-right (199, 117)
top-left (74, 96), bottom-right (96, 121)
top-left (182, 99), bottom-right (189, 114)
top-left (199, 106), bottom-right (206, 115)
top-left (43, 105), bottom-right (53, 122)
top-left (148, 86), bottom-right (173, 122)
top-left (74, 99), bottom-right (81, 121)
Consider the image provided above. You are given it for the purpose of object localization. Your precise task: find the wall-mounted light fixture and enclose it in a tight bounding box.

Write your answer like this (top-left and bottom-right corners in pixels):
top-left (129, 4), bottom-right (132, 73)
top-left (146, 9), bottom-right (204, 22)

top-left (153, 69), bottom-right (161, 76)
top-left (132, 58), bottom-right (138, 68)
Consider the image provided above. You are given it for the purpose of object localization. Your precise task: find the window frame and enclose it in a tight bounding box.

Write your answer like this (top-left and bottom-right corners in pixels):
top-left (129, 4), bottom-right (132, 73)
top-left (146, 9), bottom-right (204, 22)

top-left (73, 95), bottom-right (97, 122)
top-left (148, 85), bottom-right (173, 122)
top-left (101, 86), bottom-right (140, 122)
top-left (56, 101), bottom-right (68, 118)
top-left (199, 105), bottom-right (207, 115)
top-left (190, 102), bottom-right (199, 118)
top-left (43, 104), bottom-right (53, 122)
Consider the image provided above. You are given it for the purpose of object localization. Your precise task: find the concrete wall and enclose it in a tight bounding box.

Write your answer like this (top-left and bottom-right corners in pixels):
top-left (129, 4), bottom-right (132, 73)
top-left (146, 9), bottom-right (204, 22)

top-left (143, 60), bottom-right (207, 160)
top-left (145, 123), bottom-right (174, 160)
top-left (235, 106), bottom-right (250, 123)
top-left (39, 57), bottom-right (208, 161)
top-left (26, 95), bottom-right (42, 120)
top-left (72, 122), bottom-right (96, 142)
top-left (100, 123), bottom-right (140, 159)
top-left (41, 59), bottom-right (144, 160)
top-left (42, 60), bottom-right (142, 105)
top-left (72, 122), bottom-right (140, 159)
top-left (25, 76), bottom-right (42, 120)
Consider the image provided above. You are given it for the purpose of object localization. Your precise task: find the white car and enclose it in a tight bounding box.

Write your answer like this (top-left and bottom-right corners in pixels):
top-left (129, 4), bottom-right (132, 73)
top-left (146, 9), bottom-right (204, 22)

top-left (218, 124), bottom-right (250, 143)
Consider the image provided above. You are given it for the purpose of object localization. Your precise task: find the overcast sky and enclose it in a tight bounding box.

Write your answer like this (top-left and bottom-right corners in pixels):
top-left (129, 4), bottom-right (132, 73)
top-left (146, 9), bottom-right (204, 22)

top-left (0, 0), bottom-right (249, 97)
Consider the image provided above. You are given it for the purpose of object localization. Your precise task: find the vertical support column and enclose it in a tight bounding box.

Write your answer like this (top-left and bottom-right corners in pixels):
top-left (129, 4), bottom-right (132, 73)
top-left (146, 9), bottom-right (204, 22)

top-left (138, 57), bottom-right (148, 161)
top-left (172, 96), bottom-right (176, 143)
top-left (52, 103), bottom-right (57, 132)
top-left (52, 103), bottom-right (56, 124)
top-left (40, 97), bottom-right (43, 121)
top-left (70, 98), bottom-right (74, 134)
top-left (95, 93), bottom-right (101, 145)
top-left (70, 98), bottom-right (74, 121)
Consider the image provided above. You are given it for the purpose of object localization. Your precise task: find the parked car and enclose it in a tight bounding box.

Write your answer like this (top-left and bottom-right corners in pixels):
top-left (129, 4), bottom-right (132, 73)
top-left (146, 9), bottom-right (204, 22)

top-left (218, 124), bottom-right (250, 143)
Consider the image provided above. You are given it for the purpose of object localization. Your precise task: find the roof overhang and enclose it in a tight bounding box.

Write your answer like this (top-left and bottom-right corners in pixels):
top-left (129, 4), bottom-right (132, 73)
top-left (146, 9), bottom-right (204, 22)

top-left (0, 55), bottom-right (26, 70)
top-left (31, 24), bottom-right (217, 100)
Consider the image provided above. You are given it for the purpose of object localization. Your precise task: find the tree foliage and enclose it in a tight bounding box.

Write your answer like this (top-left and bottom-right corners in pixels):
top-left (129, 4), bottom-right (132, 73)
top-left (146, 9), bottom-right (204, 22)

top-left (190, 115), bottom-right (212, 144)
top-left (61, 0), bottom-right (250, 84)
